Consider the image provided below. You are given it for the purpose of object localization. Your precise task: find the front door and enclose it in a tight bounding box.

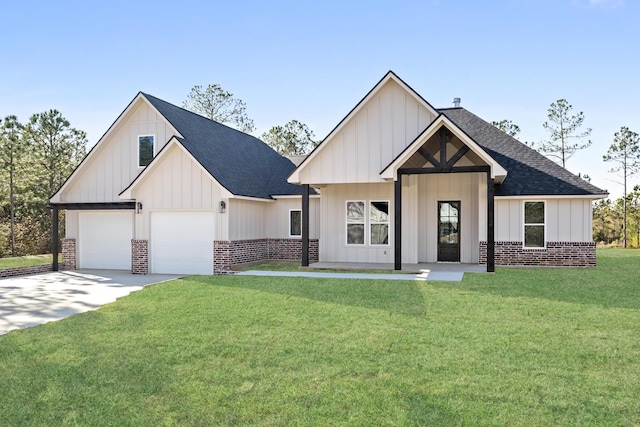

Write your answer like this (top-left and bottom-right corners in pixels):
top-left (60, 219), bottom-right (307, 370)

top-left (438, 201), bottom-right (460, 262)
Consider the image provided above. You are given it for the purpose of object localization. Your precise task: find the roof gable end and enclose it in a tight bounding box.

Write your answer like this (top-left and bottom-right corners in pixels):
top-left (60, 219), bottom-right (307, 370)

top-left (289, 71), bottom-right (439, 184)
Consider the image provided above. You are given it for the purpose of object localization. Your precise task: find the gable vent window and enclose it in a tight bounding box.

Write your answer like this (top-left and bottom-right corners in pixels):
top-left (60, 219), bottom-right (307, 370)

top-left (524, 201), bottom-right (545, 248)
top-left (138, 135), bottom-right (155, 167)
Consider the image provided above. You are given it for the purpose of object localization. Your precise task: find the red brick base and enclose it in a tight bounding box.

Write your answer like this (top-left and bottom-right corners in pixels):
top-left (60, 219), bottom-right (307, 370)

top-left (479, 241), bottom-right (596, 267)
top-left (214, 238), bottom-right (319, 274)
top-left (131, 239), bottom-right (149, 274)
top-left (0, 264), bottom-right (53, 278)
top-left (62, 238), bottom-right (76, 270)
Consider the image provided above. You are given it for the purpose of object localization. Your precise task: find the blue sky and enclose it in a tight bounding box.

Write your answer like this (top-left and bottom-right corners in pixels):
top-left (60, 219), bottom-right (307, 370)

top-left (1, 0), bottom-right (637, 199)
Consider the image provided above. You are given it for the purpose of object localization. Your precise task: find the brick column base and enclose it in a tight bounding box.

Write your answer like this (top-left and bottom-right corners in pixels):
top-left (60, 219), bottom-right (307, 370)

top-left (132, 239), bottom-right (149, 274)
top-left (479, 241), bottom-right (596, 267)
top-left (61, 238), bottom-right (76, 270)
top-left (214, 241), bottom-right (232, 274)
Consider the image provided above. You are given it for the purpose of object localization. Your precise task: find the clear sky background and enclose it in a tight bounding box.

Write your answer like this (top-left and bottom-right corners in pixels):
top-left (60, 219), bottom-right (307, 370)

top-left (1, 0), bottom-right (637, 199)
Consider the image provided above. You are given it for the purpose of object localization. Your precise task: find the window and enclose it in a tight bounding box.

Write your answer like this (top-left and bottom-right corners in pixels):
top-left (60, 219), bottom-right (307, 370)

top-left (524, 201), bottom-right (545, 248)
top-left (346, 201), bottom-right (365, 245)
top-left (345, 200), bottom-right (390, 246)
top-left (370, 201), bottom-right (389, 245)
top-left (138, 135), bottom-right (155, 167)
top-left (290, 210), bottom-right (301, 237)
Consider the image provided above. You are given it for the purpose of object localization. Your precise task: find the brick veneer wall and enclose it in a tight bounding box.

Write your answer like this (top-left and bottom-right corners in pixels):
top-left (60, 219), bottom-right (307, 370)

top-left (62, 238), bottom-right (76, 270)
top-left (131, 239), bottom-right (149, 274)
top-left (0, 264), bottom-right (53, 278)
top-left (479, 241), bottom-right (596, 267)
top-left (214, 238), bottom-right (319, 274)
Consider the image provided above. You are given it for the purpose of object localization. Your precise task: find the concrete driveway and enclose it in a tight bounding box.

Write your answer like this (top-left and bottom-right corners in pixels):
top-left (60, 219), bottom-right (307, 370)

top-left (0, 270), bottom-right (181, 335)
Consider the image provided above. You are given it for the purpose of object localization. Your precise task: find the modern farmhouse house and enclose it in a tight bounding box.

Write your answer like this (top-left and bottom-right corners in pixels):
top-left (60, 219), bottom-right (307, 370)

top-left (50, 71), bottom-right (607, 274)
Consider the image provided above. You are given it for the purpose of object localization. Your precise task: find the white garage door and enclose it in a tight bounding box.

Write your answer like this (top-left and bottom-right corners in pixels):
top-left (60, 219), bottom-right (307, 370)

top-left (78, 212), bottom-right (133, 270)
top-left (150, 211), bottom-right (215, 275)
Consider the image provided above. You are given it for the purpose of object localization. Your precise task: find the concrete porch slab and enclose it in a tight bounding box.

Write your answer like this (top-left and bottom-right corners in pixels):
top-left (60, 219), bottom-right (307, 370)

top-left (308, 262), bottom-right (487, 274)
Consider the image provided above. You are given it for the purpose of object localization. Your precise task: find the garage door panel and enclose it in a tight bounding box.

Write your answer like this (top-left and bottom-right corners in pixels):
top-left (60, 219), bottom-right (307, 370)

top-left (79, 212), bottom-right (133, 270)
top-left (151, 212), bottom-right (215, 275)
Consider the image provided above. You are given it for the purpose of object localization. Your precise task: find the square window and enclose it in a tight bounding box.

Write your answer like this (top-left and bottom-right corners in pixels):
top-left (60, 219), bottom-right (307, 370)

top-left (290, 210), bottom-right (301, 237)
top-left (371, 224), bottom-right (389, 245)
top-left (138, 135), bottom-right (155, 167)
top-left (347, 224), bottom-right (365, 244)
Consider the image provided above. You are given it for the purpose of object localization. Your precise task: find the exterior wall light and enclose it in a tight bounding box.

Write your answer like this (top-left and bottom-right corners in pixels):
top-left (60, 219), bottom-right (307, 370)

top-left (219, 200), bottom-right (226, 213)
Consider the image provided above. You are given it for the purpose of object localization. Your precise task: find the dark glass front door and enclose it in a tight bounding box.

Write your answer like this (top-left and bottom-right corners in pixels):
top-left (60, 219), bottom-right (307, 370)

top-left (438, 201), bottom-right (460, 262)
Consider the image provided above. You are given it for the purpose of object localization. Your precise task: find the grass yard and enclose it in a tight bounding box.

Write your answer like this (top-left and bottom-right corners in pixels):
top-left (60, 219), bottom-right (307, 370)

top-left (0, 249), bottom-right (639, 425)
top-left (0, 254), bottom-right (59, 269)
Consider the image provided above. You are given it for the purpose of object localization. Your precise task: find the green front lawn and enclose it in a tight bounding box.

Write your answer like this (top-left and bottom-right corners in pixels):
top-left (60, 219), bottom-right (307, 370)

top-left (0, 249), bottom-right (638, 425)
top-left (0, 254), bottom-right (60, 269)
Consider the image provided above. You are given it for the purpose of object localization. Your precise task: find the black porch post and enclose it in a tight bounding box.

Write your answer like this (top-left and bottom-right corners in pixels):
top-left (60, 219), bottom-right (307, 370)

top-left (301, 184), bottom-right (309, 267)
top-left (487, 174), bottom-right (495, 273)
top-left (394, 174), bottom-right (402, 270)
top-left (52, 206), bottom-right (59, 271)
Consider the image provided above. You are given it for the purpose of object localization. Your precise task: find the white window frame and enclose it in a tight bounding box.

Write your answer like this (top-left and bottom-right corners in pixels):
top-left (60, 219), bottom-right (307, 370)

top-left (369, 200), bottom-right (390, 246)
top-left (346, 200), bottom-right (366, 245)
top-left (289, 209), bottom-right (302, 237)
top-left (137, 134), bottom-right (156, 168)
top-left (523, 200), bottom-right (546, 249)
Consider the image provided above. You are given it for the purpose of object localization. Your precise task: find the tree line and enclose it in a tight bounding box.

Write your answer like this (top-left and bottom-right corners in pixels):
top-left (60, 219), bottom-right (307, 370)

top-left (492, 99), bottom-right (640, 248)
top-left (0, 111), bottom-right (86, 257)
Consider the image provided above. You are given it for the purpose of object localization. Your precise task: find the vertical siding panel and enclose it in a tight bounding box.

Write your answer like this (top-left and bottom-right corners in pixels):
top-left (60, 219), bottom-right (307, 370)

top-left (369, 96), bottom-right (381, 181)
top-left (201, 173), bottom-right (212, 208)
top-left (192, 165), bottom-right (202, 209)
top-left (418, 106), bottom-right (433, 132)
top-left (508, 200), bottom-right (519, 240)
top-left (570, 199), bottom-right (583, 241)
top-left (402, 176), bottom-right (417, 263)
top-left (584, 200), bottom-right (592, 241)
top-left (557, 200), bottom-right (571, 241)
top-left (171, 150), bottom-right (181, 208)
top-left (344, 123), bottom-right (357, 182)
top-left (161, 155), bottom-right (172, 209)
top-left (380, 83), bottom-right (394, 173)
top-left (332, 135), bottom-right (344, 183)
top-left (546, 200), bottom-right (559, 241)
top-left (392, 83), bottom-right (405, 158)
top-left (406, 97), bottom-right (418, 149)
top-left (181, 152), bottom-right (191, 207)
top-left (357, 109), bottom-right (369, 182)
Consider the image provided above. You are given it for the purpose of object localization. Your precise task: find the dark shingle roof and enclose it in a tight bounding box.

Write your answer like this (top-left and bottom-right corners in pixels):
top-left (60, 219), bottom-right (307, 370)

top-left (439, 108), bottom-right (607, 197)
top-left (142, 93), bottom-right (304, 199)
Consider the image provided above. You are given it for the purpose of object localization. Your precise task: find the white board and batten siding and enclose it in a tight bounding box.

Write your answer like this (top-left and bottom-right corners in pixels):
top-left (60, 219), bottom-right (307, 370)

top-left (320, 175), bottom-right (485, 264)
top-left (228, 198), bottom-right (320, 241)
top-left (130, 143), bottom-right (227, 241)
top-left (61, 100), bottom-right (176, 204)
top-left (320, 183), bottom-right (394, 263)
top-left (417, 174), bottom-right (484, 263)
top-left (495, 198), bottom-right (593, 242)
top-left (297, 79), bottom-right (435, 185)
top-left (128, 142), bottom-right (224, 274)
